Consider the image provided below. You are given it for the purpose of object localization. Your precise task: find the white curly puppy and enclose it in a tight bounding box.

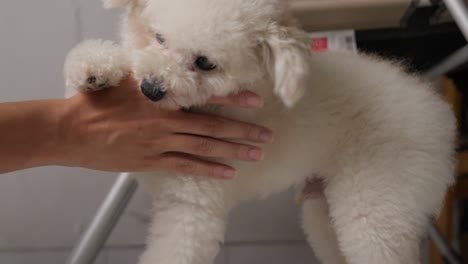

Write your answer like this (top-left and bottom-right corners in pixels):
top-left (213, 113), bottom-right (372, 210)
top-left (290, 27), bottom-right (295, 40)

top-left (64, 0), bottom-right (456, 263)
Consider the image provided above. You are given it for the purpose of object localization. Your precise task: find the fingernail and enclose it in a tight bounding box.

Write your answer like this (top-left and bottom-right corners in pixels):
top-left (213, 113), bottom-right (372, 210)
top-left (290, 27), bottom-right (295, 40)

top-left (259, 130), bottom-right (273, 143)
top-left (223, 169), bottom-right (237, 179)
top-left (248, 148), bottom-right (264, 161)
top-left (247, 95), bottom-right (263, 107)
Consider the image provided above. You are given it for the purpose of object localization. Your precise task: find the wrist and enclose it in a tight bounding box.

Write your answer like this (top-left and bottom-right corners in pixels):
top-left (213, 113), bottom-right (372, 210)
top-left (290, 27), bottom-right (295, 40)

top-left (27, 99), bottom-right (72, 168)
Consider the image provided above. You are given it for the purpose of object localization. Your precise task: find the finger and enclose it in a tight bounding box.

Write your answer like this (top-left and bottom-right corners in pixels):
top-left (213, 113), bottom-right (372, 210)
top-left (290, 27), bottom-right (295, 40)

top-left (166, 135), bottom-right (263, 161)
top-left (169, 113), bottom-right (273, 143)
top-left (207, 91), bottom-right (263, 108)
top-left (157, 153), bottom-right (237, 179)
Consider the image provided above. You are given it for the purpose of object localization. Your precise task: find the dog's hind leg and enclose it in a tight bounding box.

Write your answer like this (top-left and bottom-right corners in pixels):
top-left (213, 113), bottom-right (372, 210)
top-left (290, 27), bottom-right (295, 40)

top-left (324, 166), bottom-right (434, 264)
top-left (64, 39), bottom-right (130, 97)
top-left (300, 178), bottom-right (346, 264)
top-left (137, 174), bottom-right (235, 264)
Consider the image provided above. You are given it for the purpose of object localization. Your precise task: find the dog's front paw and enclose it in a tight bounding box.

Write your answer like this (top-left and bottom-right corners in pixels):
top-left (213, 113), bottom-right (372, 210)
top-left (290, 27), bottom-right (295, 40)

top-left (82, 75), bottom-right (111, 92)
top-left (64, 39), bottom-right (130, 96)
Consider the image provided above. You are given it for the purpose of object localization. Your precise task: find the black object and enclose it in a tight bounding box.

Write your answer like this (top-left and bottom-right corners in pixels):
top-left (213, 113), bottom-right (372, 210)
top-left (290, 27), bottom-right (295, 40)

top-left (400, 0), bottom-right (446, 27)
top-left (356, 22), bottom-right (466, 73)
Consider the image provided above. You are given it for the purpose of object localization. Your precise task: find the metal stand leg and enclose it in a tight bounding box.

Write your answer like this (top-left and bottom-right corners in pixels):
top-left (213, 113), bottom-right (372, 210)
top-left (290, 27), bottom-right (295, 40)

top-left (67, 173), bottom-right (138, 264)
top-left (424, 44), bottom-right (468, 80)
top-left (428, 220), bottom-right (464, 264)
top-left (424, 0), bottom-right (468, 80)
top-left (444, 0), bottom-right (468, 41)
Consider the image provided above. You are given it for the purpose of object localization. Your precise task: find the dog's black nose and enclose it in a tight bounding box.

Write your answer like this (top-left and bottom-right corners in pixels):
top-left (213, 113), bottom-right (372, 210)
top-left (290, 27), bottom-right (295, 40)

top-left (140, 79), bottom-right (166, 101)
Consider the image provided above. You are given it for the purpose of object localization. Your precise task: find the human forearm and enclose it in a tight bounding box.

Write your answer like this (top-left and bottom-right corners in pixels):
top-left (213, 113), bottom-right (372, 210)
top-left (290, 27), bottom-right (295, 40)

top-left (0, 99), bottom-right (66, 173)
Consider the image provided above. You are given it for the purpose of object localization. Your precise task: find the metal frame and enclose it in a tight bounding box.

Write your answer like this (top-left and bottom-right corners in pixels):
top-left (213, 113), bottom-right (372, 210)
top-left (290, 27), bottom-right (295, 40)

top-left (424, 45), bottom-right (468, 80)
top-left (67, 0), bottom-right (468, 263)
top-left (445, 0), bottom-right (468, 40)
top-left (425, 0), bottom-right (468, 81)
top-left (428, 220), bottom-right (464, 264)
top-left (66, 173), bottom-right (137, 264)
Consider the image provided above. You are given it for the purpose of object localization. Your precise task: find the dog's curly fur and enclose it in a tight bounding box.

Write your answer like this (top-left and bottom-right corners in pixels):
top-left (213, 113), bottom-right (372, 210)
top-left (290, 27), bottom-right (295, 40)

top-left (64, 0), bottom-right (456, 263)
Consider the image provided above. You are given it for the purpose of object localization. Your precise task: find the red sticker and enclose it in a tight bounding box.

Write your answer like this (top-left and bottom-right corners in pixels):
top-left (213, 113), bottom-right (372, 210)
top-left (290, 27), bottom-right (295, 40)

top-left (311, 37), bottom-right (328, 51)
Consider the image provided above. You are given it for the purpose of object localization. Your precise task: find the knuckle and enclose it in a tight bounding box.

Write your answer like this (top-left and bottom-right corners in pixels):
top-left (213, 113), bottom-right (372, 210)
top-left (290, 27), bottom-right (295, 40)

top-left (202, 117), bottom-right (225, 136)
top-left (236, 145), bottom-right (248, 160)
top-left (152, 116), bottom-right (168, 129)
top-left (202, 120), bottom-right (218, 135)
top-left (195, 138), bottom-right (213, 154)
top-left (152, 138), bottom-right (168, 152)
top-left (232, 94), bottom-right (243, 105)
top-left (174, 160), bottom-right (197, 174)
top-left (246, 124), bottom-right (259, 140)
top-left (207, 167), bottom-right (221, 178)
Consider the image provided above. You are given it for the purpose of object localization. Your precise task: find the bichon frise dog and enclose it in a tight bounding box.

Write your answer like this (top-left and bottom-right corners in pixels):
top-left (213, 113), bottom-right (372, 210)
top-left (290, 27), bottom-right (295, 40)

top-left (64, 0), bottom-right (456, 263)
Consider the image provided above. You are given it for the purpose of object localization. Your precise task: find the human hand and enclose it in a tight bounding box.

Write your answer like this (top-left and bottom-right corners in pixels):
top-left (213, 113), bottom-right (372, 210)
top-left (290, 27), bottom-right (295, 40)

top-left (54, 77), bottom-right (272, 178)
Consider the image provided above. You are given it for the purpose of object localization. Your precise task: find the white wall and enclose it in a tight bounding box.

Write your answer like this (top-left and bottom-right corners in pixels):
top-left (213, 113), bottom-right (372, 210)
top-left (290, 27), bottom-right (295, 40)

top-left (0, 1), bottom-right (317, 263)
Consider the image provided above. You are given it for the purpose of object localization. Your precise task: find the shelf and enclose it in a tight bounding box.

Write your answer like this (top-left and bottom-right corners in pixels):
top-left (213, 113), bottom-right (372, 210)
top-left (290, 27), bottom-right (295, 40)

top-left (291, 0), bottom-right (467, 31)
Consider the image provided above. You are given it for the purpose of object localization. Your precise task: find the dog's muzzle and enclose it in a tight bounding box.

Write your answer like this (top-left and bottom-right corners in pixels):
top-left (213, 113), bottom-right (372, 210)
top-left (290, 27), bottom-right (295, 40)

top-left (140, 79), bottom-right (166, 102)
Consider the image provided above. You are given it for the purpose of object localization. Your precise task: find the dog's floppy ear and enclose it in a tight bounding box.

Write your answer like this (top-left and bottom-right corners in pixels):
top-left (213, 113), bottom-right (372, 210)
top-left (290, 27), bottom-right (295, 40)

top-left (102, 0), bottom-right (134, 8)
top-left (263, 24), bottom-right (312, 107)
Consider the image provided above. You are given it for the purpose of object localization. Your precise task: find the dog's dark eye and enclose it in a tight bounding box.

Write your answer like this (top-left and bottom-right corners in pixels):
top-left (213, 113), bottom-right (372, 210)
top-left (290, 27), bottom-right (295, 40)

top-left (155, 33), bottom-right (165, 44)
top-left (195, 56), bottom-right (217, 71)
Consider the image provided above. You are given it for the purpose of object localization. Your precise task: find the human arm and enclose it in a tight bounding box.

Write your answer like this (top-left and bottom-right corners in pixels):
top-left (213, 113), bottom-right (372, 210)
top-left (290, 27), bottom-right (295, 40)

top-left (0, 77), bottom-right (272, 178)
